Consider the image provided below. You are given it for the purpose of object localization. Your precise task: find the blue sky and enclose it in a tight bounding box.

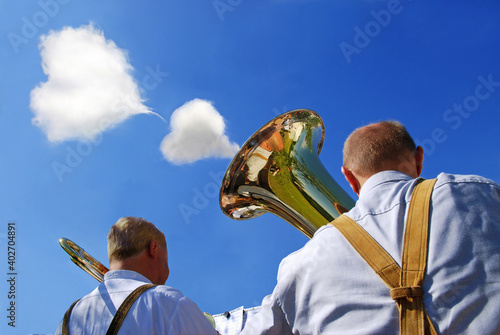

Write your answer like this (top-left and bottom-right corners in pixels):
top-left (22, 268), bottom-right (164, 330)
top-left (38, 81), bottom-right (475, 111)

top-left (1, 0), bottom-right (499, 334)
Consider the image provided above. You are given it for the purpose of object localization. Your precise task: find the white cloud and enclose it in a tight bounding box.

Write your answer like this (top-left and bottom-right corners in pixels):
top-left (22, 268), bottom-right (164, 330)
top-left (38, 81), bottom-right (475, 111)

top-left (30, 23), bottom-right (154, 143)
top-left (160, 99), bottom-right (240, 165)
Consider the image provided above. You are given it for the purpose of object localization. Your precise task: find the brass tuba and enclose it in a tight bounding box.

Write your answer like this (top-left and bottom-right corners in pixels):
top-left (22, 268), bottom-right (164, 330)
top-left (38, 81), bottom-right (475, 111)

top-left (219, 109), bottom-right (355, 238)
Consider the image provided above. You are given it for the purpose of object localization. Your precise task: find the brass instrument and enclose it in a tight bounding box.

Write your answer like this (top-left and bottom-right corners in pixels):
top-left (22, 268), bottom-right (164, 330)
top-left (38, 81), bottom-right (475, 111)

top-left (58, 109), bottom-right (350, 331)
top-left (59, 237), bottom-right (108, 282)
top-left (219, 109), bottom-right (355, 238)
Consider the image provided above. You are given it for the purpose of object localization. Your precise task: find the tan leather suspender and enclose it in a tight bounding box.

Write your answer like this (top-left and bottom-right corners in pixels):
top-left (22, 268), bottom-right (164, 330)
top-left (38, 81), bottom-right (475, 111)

top-left (331, 178), bottom-right (438, 335)
top-left (62, 283), bottom-right (157, 335)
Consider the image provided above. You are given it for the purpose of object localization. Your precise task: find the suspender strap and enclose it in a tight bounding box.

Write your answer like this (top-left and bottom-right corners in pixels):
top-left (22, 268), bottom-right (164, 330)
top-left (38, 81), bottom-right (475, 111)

top-left (400, 179), bottom-right (437, 335)
top-left (106, 284), bottom-right (157, 335)
top-left (331, 212), bottom-right (401, 289)
top-left (62, 283), bottom-right (157, 335)
top-left (62, 299), bottom-right (80, 335)
top-left (330, 178), bottom-right (438, 335)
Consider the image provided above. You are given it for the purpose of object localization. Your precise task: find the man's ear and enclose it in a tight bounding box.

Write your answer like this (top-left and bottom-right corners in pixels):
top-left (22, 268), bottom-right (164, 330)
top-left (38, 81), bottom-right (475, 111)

top-left (341, 166), bottom-right (360, 196)
top-left (149, 240), bottom-right (159, 259)
top-left (415, 146), bottom-right (424, 177)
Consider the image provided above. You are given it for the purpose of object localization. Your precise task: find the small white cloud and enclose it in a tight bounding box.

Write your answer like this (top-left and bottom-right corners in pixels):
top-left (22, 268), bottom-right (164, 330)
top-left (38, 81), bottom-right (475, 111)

top-left (30, 23), bottom-right (154, 143)
top-left (160, 99), bottom-right (240, 165)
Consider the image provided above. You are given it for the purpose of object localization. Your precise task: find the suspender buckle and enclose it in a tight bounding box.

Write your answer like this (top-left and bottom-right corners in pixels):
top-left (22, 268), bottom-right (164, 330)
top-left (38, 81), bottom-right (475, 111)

top-left (390, 286), bottom-right (423, 300)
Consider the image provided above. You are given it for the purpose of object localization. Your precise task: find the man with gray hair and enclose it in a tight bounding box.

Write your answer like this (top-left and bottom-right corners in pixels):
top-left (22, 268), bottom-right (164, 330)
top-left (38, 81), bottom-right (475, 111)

top-left (56, 216), bottom-right (217, 334)
top-left (241, 120), bottom-right (500, 334)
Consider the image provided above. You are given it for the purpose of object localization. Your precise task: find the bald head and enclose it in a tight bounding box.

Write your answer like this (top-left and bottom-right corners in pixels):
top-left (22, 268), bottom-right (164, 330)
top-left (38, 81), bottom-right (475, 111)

top-left (342, 121), bottom-right (423, 194)
top-left (343, 121), bottom-right (417, 177)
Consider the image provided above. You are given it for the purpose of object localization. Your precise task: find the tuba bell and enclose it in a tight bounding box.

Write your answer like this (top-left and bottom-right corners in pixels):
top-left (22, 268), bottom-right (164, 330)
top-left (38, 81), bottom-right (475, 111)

top-left (219, 109), bottom-right (355, 238)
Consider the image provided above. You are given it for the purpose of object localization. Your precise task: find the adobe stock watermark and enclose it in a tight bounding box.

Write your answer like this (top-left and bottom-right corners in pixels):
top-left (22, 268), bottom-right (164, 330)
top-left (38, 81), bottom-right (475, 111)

top-left (6, 0), bottom-right (73, 54)
top-left (213, 0), bottom-right (243, 22)
top-left (51, 118), bottom-right (111, 183)
top-left (178, 170), bottom-right (225, 224)
top-left (141, 65), bottom-right (170, 91)
top-left (433, 284), bottom-right (467, 310)
top-left (51, 65), bottom-right (169, 183)
top-left (339, 0), bottom-right (410, 64)
top-left (415, 74), bottom-right (500, 157)
top-left (272, 105), bottom-right (288, 116)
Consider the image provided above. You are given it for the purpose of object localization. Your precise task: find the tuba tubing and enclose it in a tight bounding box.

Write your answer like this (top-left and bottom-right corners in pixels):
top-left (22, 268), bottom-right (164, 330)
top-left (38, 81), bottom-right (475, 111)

top-left (59, 237), bottom-right (108, 282)
top-left (219, 109), bottom-right (355, 238)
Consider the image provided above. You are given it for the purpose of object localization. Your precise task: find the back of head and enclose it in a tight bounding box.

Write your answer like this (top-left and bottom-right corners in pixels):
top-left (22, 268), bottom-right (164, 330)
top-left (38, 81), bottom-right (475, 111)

top-left (107, 217), bottom-right (166, 263)
top-left (343, 121), bottom-right (416, 178)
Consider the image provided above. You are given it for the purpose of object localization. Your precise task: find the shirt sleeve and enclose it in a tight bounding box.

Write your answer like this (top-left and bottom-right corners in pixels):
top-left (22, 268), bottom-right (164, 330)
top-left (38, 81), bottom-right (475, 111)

top-left (167, 296), bottom-right (218, 335)
top-left (240, 293), bottom-right (293, 335)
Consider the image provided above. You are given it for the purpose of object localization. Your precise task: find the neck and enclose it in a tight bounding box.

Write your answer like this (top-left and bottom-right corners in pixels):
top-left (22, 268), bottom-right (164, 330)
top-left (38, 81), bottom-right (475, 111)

top-left (354, 148), bottom-right (424, 194)
top-left (109, 252), bottom-right (155, 283)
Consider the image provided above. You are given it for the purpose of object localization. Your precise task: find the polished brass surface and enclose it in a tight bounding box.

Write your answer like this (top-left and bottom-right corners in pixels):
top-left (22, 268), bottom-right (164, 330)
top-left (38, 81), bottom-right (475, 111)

top-left (59, 237), bottom-right (108, 282)
top-left (219, 109), bottom-right (355, 238)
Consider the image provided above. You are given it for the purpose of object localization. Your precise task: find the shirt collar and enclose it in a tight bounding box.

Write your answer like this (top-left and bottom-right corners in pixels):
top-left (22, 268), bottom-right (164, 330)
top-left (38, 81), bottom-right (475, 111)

top-left (359, 171), bottom-right (416, 198)
top-left (103, 269), bottom-right (152, 284)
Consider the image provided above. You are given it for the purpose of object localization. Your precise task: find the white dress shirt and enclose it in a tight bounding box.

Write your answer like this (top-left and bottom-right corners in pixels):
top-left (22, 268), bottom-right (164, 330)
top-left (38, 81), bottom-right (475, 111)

top-left (241, 171), bottom-right (500, 334)
top-left (56, 270), bottom-right (217, 335)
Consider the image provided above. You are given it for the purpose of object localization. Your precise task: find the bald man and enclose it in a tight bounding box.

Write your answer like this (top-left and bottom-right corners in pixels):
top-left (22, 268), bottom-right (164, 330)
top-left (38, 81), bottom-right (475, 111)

top-left (241, 121), bottom-right (500, 334)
